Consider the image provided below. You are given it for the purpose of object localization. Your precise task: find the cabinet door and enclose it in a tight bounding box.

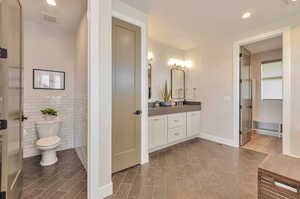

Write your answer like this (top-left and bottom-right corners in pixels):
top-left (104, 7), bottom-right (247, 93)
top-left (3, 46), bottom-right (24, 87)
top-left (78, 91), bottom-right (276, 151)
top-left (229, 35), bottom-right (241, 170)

top-left (187, 111), bottom-right (201, 137)
top-left (149, 116), bottom-right (167, 149)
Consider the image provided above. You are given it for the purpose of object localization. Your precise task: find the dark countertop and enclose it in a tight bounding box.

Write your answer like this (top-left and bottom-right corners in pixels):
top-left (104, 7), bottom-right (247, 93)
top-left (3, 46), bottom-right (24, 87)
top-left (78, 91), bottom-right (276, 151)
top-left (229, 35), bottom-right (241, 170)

top-left (148, 104), bottom-right (201, 116)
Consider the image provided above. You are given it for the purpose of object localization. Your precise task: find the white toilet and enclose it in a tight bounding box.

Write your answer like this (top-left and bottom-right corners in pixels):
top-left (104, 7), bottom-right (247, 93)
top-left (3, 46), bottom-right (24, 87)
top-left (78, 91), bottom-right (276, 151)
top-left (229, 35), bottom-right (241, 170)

top-left (35, 119), bottom-right (62, 166)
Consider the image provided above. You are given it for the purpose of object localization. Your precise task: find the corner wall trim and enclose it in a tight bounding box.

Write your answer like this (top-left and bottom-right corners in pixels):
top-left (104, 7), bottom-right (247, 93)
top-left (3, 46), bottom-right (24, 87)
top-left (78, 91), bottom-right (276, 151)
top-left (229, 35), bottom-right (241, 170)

top-left (97, 183), bottom-right (113, 199)
top-left (198, 133), bottom-right (237, 147)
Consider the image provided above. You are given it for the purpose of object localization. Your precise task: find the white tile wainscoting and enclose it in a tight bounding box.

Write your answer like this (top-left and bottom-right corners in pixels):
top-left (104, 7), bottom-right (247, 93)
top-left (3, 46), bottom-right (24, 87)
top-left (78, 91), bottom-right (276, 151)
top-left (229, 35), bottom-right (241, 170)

top-left (23, 96), bottom-right (86, 158)
top-left (74, 97), bottom-right (88, 168)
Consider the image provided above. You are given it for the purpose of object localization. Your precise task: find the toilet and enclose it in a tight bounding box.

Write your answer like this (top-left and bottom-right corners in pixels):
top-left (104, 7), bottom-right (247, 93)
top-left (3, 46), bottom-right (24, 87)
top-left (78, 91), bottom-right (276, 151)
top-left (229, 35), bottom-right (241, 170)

top-left (35, 119), bottom-right (62, 166)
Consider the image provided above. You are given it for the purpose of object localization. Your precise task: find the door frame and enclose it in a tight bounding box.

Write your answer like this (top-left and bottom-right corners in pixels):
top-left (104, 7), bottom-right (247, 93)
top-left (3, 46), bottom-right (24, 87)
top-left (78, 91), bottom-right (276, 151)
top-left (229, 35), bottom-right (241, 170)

top-left (112, 11), bottom-right (149, 165)
top-left (87, 0), bottom-right (148, 198)
top-left (87, 0), bottom-right (113, 198)
top-left (232, 27), bottom-right (292, 155)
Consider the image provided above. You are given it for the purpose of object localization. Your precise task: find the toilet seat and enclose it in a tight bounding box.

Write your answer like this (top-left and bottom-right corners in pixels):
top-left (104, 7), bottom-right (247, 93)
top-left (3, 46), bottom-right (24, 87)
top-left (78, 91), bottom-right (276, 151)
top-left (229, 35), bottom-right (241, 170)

top-left (37, 136), bottom-right (61, 149)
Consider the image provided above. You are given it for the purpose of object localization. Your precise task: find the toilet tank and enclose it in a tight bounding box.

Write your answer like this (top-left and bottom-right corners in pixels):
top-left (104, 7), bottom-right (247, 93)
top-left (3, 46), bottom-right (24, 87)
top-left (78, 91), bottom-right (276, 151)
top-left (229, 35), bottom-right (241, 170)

top-left (35, 119), bottom-right (62, 138)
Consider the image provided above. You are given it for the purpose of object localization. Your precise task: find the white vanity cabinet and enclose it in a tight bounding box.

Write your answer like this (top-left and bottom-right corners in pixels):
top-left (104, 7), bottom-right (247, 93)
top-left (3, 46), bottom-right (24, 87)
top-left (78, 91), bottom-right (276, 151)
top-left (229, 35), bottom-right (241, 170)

top-left (187, 111), bottom-right (201, 137)
top-left (149, 111), bottom-right (200, 152)
top-left (148, 115), bottom-right (168, 149)
top-left (167, 113), bottom-right (187, 143)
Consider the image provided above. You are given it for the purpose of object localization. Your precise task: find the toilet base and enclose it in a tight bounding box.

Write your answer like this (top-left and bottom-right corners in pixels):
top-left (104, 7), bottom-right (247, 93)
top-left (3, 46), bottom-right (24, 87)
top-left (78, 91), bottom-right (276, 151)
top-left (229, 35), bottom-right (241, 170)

top-left (40, 149), bottom-right (58, 167)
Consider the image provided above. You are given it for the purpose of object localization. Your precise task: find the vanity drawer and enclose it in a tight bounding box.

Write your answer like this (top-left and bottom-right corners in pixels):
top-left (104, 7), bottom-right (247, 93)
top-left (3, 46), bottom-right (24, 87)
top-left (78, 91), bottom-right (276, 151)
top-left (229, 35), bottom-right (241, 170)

top-left (168, 127), bottom-right (186, 143)
top-left (167, 113), bottom-right (186, 129)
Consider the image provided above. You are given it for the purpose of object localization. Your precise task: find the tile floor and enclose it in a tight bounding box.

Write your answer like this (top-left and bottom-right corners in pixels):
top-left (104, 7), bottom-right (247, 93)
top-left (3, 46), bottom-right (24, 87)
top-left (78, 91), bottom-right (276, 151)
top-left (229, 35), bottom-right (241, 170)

top-left (106, 138), bottom-right (267, 199)
top-left (22, 149), bottom-right (87, 199)
top-left (21, 139), bottom-right (268, 199)
top-left (242, 132), bottom-right (282, 155)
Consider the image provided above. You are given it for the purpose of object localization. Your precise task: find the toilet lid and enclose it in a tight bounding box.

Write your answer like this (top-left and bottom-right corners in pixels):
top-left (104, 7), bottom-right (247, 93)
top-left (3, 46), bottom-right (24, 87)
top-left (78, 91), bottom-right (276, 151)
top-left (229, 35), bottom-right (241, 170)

top-left (37, 136), bottom-right (61, 147)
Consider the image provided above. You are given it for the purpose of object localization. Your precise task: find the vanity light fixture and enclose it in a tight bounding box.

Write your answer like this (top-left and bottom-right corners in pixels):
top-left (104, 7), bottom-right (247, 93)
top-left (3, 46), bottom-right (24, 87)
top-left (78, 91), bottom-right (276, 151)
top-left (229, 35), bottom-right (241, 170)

top-left (242, 12), bottom-right (251, 19)
top-left (148, 51), bottom-right (154, 62)
top-left (47, 0), bottom-right (57, 6)
top-left (168, 58), bottom-right (193, 68)
top-left (185, 61), bottom-right (193, 68)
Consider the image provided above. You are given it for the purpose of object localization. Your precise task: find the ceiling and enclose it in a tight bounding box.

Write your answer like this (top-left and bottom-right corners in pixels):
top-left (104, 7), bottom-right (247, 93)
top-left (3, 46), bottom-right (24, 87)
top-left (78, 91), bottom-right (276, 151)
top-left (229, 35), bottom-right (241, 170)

top-left (244, 36), bottom-right (283, 54)
top-left (20, 0), bottom-right (85, 32)
top-left (122, 0), bottom-right (300, 50)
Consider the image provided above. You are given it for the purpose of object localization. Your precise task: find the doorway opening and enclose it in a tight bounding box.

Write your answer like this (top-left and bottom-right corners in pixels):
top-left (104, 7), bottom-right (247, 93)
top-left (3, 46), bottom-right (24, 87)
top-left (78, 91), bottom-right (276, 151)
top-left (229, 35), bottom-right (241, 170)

top-left (239, 36), bottom-right (283, 154)
top-left (233, 28), bottom-right (291, 156)
top-left (20, 0), bottom-right (88, 198)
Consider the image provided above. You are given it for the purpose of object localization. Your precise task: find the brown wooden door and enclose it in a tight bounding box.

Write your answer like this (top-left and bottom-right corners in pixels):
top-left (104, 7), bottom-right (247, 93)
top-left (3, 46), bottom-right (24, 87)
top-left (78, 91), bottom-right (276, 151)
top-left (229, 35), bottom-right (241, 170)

top-left (0, 0), bottom-right (23, 198)
top-left (240, 47), bottom-right (253, 146)
top-left (112, 18), bottom-right (141, 173)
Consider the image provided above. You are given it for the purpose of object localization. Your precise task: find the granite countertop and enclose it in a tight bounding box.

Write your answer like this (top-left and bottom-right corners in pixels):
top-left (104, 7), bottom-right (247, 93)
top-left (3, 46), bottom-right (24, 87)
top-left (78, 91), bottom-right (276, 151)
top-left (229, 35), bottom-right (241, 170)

top-left (148, 102), bottom-right (201, 116)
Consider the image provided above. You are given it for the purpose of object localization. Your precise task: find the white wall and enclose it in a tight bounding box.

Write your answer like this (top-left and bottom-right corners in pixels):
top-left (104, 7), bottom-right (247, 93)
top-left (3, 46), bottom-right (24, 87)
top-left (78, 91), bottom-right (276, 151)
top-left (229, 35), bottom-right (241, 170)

top-left (23, 20), bottom-right (76, 157)
top-left (250, 49), bottom-right (282, 124)
top-left (74, 14), bottom-right (88, 168)
top-left (148, 39), bottom-right (185, 100)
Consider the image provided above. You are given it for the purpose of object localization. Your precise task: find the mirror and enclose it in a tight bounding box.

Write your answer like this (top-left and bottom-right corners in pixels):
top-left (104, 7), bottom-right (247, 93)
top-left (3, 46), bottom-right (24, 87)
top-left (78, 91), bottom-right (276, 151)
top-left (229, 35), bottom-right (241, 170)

top-left (171, 68), bottom-right (185, 99)
top-left (33, 69), bottom-right (65, 90)
top-left (148, 63), bottom-right (152, 99)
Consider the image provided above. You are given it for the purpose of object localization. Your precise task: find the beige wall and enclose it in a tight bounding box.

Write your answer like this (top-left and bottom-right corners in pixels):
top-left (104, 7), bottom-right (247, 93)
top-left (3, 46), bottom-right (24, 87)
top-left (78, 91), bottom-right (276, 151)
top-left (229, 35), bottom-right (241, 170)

top-left (250, 49), bottom-right (282, 123)
top-left (23, 20), bottom-right (75, 98)
top-left (184, 40), bottom-right (234, 141)
top-left (290, 25), bottom-right (300, 156)
top-left (148, 39), bottom-right (185, 100)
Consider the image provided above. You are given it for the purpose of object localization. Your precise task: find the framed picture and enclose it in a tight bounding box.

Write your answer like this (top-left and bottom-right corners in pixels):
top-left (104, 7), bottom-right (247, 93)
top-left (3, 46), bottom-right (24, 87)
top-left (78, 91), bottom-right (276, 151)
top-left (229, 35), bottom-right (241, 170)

top-left (33, 69), bottom-right (65, 90)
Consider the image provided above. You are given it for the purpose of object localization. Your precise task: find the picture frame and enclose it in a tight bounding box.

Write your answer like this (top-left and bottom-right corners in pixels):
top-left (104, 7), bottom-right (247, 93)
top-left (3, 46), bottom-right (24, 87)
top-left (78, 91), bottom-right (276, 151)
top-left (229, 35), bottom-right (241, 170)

top-left (33, 69), bottom-right (65, 90)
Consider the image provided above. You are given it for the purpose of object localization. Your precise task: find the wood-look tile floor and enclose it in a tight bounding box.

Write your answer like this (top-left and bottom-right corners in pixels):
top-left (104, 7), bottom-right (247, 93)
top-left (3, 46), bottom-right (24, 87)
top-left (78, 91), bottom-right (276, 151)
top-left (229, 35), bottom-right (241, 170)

top-left (242, 132), bottom-right (282, 155)
top-left (106, 138), bottom-right (267, 199)
top-left (22, 149), bottom-right (87, 199)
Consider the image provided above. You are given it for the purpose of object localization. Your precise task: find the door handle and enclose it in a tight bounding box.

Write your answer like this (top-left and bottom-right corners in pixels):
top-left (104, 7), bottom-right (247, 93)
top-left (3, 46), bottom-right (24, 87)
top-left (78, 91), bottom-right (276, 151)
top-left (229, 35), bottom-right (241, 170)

top-left (133, 110), bottom-right (142, 115)
top-left (21, 115), bottom-right (28, 122)
top-left (16, 115), bottom-right (28, 122)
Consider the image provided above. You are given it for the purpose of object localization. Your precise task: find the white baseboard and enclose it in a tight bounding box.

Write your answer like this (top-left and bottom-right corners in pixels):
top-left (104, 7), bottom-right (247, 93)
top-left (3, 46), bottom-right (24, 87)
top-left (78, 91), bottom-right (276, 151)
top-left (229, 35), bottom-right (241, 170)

top-left (198, 132), bottom-right (236, 147)
top-left (254, 129), bottom-right (281, 137)
top-left (284, 152), bottom-right (300, 159)
top-left (97, 182), bottom-right (113, 199)
top-left (75, 147), bottom-right (87, 170)
top-left (149, 135), bottom-right (199, 153)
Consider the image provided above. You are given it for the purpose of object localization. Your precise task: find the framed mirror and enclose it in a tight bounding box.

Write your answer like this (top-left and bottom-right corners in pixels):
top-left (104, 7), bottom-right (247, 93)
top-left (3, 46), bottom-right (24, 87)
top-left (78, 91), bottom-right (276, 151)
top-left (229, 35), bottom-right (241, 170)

top-left (148, 63), bottom-right (152, 99)
top-left (33, 69), bottom-right (65, 90)
top-left (171, 68), bottom-right (185, 99)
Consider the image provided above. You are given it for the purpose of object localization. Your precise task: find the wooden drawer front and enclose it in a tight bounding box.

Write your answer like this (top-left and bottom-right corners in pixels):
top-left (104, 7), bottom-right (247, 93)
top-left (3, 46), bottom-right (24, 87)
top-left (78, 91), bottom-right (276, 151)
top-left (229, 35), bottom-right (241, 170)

top-left (168, 113), bottom-right (186, 129)
top-left (168, 128), bottom-right (186, 143)
top-left (258, 170), bottom-right (300, 199)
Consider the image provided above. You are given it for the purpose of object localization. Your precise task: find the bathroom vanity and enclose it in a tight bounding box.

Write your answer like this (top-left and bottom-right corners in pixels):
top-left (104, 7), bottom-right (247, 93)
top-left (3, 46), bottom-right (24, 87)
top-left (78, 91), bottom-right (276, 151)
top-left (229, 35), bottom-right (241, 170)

top-left (148, 103), bottom-right (201, 152)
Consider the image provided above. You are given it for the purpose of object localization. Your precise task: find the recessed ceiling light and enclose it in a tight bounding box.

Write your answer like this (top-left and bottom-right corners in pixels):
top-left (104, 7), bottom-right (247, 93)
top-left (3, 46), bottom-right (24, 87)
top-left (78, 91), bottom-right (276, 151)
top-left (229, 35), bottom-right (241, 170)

top-left (47, 0), bottom-right (56, 6)
top-left (242, 12), bottom-right (252, 19)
